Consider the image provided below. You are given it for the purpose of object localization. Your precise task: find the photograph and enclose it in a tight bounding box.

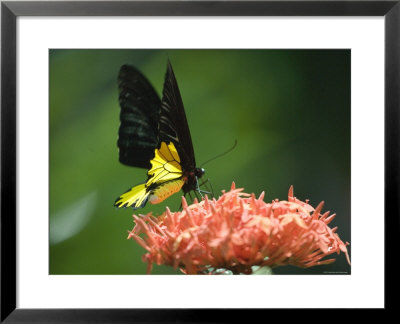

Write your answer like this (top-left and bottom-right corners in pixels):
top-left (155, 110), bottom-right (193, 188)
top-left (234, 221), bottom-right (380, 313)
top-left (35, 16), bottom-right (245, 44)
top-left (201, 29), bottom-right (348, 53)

top-left (49, 49), bottom-right (351, 275)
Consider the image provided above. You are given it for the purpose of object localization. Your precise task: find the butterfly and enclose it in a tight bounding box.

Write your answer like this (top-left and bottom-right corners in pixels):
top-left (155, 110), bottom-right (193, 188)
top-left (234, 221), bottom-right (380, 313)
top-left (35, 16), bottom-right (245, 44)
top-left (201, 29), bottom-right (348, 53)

top-left (114, 60), bottom-right (206, 209)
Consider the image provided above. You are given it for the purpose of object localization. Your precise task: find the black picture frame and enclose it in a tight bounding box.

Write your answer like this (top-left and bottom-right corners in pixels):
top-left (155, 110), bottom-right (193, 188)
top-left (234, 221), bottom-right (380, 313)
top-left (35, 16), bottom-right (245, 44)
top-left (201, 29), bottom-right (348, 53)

top-left (1, 0), bottom-right (398, 321)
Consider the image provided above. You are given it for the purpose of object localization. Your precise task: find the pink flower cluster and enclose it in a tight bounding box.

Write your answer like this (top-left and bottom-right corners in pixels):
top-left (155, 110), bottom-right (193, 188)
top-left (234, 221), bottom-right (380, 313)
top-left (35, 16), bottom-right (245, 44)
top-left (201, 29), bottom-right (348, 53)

top-left (128, 183), bottom-right (350, 274)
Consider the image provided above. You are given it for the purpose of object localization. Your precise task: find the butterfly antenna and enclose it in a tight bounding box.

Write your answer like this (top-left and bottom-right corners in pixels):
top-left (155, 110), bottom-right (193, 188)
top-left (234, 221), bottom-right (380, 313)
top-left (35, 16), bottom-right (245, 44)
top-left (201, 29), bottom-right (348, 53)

top-left (200, 140), bottom-right (238, 168)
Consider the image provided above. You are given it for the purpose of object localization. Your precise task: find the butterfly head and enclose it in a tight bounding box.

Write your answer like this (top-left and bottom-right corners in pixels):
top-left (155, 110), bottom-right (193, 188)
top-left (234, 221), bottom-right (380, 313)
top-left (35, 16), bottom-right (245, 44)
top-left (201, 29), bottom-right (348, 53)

top-left (195, 167), bottom-right (205, 178)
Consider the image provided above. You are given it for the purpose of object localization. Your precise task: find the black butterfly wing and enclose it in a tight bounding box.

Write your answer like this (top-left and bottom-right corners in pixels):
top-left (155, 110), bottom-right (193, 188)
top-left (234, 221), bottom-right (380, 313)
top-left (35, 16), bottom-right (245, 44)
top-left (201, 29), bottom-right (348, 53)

top-left (159, 61), bottom-right (196, 172)
top-left (117, 65), bottom-right (161, 169)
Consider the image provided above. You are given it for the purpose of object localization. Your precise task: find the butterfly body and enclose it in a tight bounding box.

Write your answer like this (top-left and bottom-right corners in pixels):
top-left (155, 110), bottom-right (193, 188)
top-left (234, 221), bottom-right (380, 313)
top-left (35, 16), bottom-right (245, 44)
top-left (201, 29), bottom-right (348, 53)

top-left (115, 61), bottom-right (204, 209)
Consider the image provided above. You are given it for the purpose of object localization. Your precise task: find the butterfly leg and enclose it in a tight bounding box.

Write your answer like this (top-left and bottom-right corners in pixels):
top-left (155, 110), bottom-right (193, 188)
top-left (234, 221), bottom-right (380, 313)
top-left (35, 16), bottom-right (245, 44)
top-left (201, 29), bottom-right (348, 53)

top-left (205, 178), bottom-right (215, 198)
top-left (187, 191), bottom-right (194, 204)
top-left (194, 190), bottom-right (202, 203)
top-left (198, 178), bottom-right (215, 198)
top-left (195, 177), bottom-right (205, 201)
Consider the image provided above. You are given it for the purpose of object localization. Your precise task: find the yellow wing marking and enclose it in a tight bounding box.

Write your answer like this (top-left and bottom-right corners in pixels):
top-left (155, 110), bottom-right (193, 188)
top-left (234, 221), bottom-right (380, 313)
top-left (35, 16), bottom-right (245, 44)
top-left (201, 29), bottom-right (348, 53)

top-left (168, 142), bottom-right (180, 163)
top-left (114, 183), bottom-right (150, 209)
top-left (148, 179), bottom-right (185, 204)
top-left (115, 142), bottom-right (184, 209)
top-left (147, 142), bottom-right (183, 186)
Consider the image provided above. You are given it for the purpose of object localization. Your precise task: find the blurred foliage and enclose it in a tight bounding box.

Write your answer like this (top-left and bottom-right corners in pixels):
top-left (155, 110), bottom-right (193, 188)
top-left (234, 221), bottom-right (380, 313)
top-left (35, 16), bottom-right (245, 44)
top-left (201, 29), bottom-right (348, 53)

top-left (49, 49), bottom-right (350, 275)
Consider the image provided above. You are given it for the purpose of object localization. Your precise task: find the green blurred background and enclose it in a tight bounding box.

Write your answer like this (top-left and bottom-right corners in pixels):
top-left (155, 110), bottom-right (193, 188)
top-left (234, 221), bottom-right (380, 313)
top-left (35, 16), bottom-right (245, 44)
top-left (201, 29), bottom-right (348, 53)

top-left (49, 49), bottom-right (351, 275)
